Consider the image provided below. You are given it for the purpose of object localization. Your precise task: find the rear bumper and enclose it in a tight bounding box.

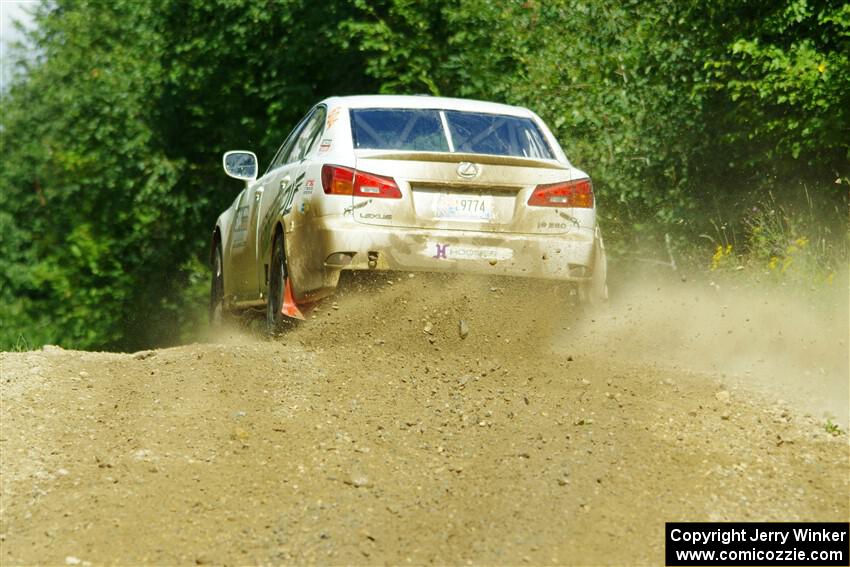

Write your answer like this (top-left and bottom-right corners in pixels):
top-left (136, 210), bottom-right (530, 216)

top-left (314, 216), bottom-right (597, 282)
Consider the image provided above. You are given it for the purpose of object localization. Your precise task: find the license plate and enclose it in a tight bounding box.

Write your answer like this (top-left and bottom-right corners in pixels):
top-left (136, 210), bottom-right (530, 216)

top-left (433, 193), bottom-right (495, 221)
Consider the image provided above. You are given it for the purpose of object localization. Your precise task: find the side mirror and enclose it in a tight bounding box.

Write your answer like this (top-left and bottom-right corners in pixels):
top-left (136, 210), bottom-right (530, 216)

top-left (223, 151), bottom-right (258, 181)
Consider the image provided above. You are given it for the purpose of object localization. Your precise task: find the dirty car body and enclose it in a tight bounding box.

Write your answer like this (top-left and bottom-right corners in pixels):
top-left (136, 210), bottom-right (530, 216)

top-left (211, 95), bottom-right (607, 322)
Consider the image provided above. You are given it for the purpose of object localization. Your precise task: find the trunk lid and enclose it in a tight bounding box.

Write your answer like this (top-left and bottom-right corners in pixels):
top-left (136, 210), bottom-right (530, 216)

top-left (351, 151), bottom-right (582, 235)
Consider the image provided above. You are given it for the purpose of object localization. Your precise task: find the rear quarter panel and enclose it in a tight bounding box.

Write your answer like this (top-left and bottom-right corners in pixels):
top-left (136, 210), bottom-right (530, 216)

top-left (258, 103), bottom-right (357, 302)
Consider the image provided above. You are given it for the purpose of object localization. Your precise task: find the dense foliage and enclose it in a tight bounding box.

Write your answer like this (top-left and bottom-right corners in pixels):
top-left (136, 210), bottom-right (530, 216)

top-left (1, 0), bottom-right (376, 350)
top-left (1, 0), bottom-right (847, 350)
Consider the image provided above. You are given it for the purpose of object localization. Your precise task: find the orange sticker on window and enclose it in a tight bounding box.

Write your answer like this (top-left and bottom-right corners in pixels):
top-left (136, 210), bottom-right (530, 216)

top-left (326, 107), bottom-right (341, 130)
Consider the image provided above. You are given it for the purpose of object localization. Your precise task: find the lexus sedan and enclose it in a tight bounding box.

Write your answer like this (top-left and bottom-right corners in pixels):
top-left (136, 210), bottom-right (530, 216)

top-left (211, 95), bottom-right (607, 330)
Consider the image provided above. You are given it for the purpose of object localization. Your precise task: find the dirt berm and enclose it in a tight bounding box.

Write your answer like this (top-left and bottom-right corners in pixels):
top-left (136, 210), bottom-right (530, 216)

top-left (2, 272), bottom-right (848, 565)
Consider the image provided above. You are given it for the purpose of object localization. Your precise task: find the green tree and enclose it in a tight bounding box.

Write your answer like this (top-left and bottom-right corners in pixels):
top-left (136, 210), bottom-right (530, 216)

top-left (0, 0), bottom-right (377, 350)
top-left (702, 0), bottom-right (849, 175)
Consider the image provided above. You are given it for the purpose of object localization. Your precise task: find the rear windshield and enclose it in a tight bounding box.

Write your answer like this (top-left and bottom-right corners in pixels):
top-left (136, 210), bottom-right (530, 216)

top-left (350, 108), bottom-right (554, 159)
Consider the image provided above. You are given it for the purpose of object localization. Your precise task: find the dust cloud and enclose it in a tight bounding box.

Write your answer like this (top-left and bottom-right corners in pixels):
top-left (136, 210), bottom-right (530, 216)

top-left (226, 268), bottom-right (847, 426)
top-left (564, 271), bottom-right (849, 427)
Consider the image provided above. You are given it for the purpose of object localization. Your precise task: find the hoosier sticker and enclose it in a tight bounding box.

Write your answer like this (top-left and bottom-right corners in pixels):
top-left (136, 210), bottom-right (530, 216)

top-left (425, 242), bottom-right (513, 261)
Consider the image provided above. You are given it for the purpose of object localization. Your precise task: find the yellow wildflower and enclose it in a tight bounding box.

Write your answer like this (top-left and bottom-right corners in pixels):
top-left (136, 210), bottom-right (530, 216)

top-left (711, 245), bottom-right (723, 270)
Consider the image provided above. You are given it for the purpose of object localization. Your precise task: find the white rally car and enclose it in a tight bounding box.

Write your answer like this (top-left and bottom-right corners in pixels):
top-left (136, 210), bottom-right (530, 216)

top-left (211, 95), bottom-right (607, 330)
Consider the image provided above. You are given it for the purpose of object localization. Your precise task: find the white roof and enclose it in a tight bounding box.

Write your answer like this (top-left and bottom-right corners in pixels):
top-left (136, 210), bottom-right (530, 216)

top-left (322, 95), bottom-right (534, 117)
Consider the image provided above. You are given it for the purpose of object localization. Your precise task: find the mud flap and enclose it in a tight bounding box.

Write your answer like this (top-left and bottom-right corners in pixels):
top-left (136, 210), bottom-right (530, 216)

top-left (281, 278), bottom-right (305, 320)
top-left (592, 235), bottom-right (609, 302)
top-left (579, 235), bottom-right (608, 304)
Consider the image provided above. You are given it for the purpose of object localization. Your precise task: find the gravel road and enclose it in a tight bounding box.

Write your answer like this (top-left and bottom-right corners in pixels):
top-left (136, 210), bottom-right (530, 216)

top-left (2, 272), bottom-right (847, 565)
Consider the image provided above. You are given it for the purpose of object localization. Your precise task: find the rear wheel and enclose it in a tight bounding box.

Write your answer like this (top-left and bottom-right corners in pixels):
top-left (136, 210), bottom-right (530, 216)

top-left (209, 241), bottom-right (228, 326)
top-left (266, 232), bottom-right (291, 335)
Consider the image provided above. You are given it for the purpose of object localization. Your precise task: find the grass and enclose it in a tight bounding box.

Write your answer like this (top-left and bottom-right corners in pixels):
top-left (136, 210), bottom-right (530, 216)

top-left (11, 334), bottom-right (32, 352)
top-left (692, 184), bottom-right (848, 291)
top-left (824, 418), bottom-right (843, 437)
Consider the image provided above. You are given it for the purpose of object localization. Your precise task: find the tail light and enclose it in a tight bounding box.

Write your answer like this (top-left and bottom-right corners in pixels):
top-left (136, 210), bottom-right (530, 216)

top-left (528, 178), bottom-right (593, 208)
top-left (321, 165), bottom-right (401, 199)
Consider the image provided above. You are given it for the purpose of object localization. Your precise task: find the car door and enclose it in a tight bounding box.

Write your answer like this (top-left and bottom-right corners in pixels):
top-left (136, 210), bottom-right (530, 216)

top-left (225, 111), bottom-right (310, 301)
top-left (227, 175), bottom-right (268, 301)
top-left (254, 106), bottom-right (327, 297)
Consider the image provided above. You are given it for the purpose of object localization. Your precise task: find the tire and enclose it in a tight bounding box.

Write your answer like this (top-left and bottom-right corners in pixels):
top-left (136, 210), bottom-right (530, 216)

top-left (579, 236), bottom-right (608, 305)
top-left (209, 241), bottom-right (228, 326)
top-left (266, 232), bottom-right (291, 335)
